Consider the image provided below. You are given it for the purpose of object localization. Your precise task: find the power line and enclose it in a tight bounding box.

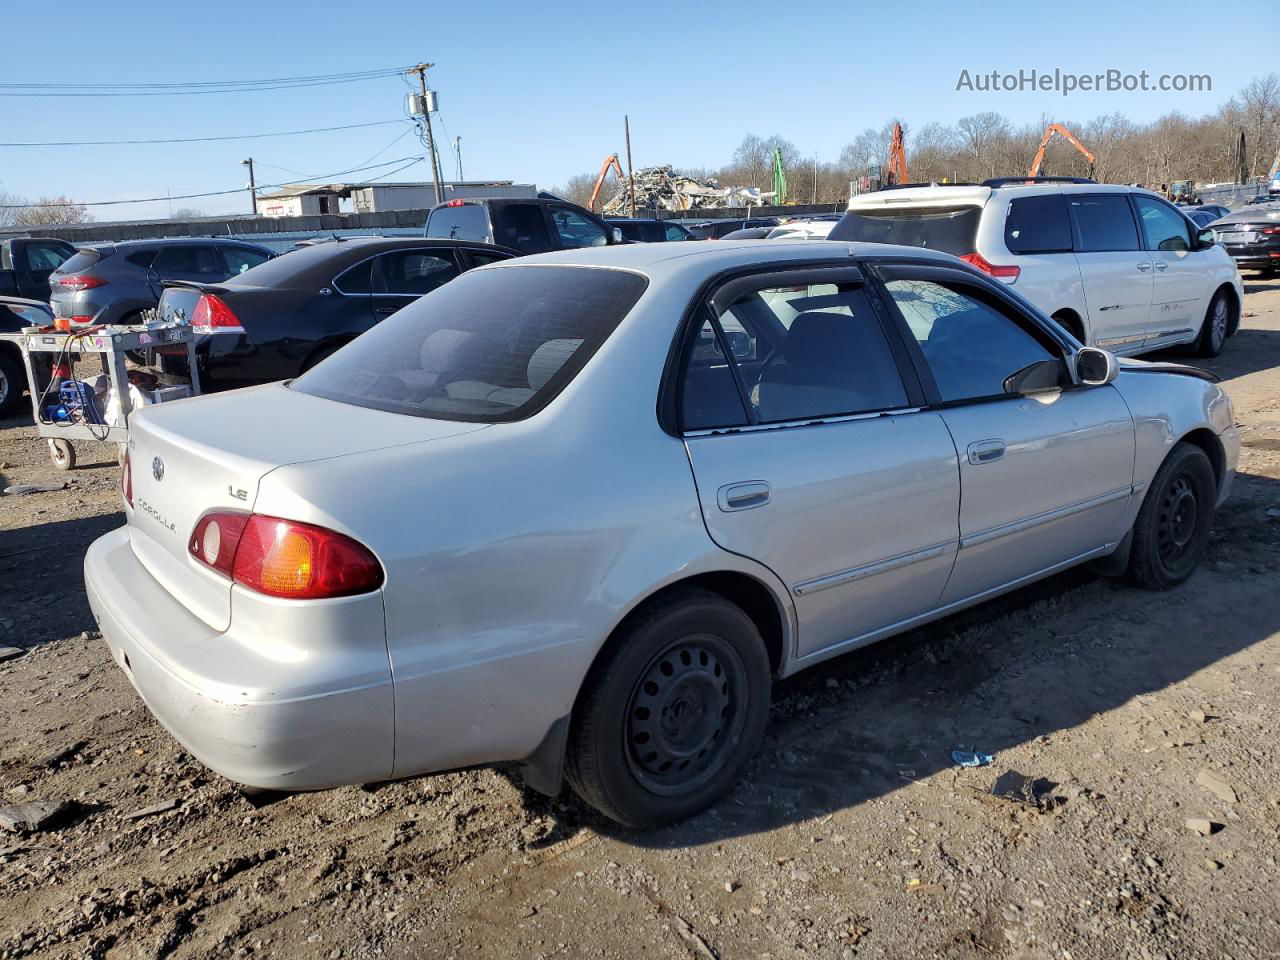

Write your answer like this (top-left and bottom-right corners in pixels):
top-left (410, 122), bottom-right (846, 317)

top-left (0, 67), bottom-right (411, 98)
top-left (0, 118), bottom-right (411, 148)
top-left (0, 156), bottom-right (425, 209)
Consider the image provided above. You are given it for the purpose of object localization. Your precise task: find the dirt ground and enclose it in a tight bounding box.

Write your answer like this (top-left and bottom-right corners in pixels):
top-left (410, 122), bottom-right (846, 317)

top-left (2, 278), bottom-right (1280, 960)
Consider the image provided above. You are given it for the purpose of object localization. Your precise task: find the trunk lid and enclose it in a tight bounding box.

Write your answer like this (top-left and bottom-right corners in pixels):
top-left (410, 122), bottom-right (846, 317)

top-left (126, 383), bottom-right (487, 630)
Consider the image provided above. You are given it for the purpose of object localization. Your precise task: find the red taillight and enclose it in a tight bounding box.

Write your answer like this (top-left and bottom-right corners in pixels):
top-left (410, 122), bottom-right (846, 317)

top-left (445, 199), bottom-right (466, 207)
top-left (189, 512), bottom-right (383, 600)
top-left (56, 275), bottom-right (107, 291)
top-left (191, 293), bottom-right (243, 333)
top-left (960, 252), bottom-right (1020, 283)
top-left (121, 451), bottom-right (133, 508)
top-left (1262, 227), bottom-right (1280, 235)
top-left (189, 512), bottom-right (250, 578)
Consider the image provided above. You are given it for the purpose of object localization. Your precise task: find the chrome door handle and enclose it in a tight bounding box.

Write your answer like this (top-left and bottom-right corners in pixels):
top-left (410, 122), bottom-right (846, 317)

top-left (1136, 262), bottom-right (1152, 272)
top-left (717, 481), bottom-right (771, 512)
top-left (966, 439), bottom-right (1006, 465)
top-left (1153, 261), bottom-right (1168, 271)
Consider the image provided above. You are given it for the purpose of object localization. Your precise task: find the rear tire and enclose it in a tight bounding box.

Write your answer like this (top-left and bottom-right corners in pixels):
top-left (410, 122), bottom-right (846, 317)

top-left (566, 588), bottom-right (771, 828)
top-left (0, 350), bottom-right (23, 417)
top-left (1051, 311), bottom-right (1086, 345)
top-left (1128, 443), bottom-right (1215, 590)
top-left (1194, 290), bottom-right (1230, 357)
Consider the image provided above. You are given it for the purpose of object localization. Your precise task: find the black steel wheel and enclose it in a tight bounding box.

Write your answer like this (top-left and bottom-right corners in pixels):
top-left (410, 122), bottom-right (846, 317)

top-left (1129, 442), bottom-right (1215, 589)
top-left (624, 634), bottom-right (749, 796)
top-left (566, 587), bottom-right (771, 828)
top-left (0, 350), bottom-right (22, 417)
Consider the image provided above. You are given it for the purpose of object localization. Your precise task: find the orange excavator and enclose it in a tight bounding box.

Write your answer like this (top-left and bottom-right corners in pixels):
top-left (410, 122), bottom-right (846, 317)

top-left (885, 123), bottom-right (908, 186)
top-left (587, 154), bottom-right (626, 212)
top-left (1028, 123), bottom-right (1096, 178)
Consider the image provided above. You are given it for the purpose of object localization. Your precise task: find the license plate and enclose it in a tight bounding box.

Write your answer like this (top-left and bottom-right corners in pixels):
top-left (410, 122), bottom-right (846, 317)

top-left (1228, 231), bottom-right (1259, 244)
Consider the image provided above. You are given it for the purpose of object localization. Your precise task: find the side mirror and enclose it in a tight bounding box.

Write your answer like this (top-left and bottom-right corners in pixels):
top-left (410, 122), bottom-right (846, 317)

top-left (610, 227), bottom-right (625, 244)
top-left (1003, 358), bottom-right (1066, 395)
top-left (1076, 347), bottom-right (1119, 386)
top-left (1196, 228), bottom-right (1216, 248)
top-left (0, 269), bottom-right (17, 296)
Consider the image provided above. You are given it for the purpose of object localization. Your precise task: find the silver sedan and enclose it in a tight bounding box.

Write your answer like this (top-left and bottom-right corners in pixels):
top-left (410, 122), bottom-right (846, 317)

top-left (84, 240), bottom-right (1238, 827)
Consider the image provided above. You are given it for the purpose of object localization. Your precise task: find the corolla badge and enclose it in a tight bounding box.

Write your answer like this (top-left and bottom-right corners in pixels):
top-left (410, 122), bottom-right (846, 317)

top-left (152, 457), bottom-right (165, 482)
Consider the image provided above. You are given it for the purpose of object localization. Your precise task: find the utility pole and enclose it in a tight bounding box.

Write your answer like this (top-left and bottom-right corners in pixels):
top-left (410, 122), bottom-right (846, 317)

top-left (453, 137), bottom-right (464, 181)
top-left (624, 115), bottom-right (637, 216)
top-left (410, 63), bottom-right (445, 205)
top-left (241, 158), bottom-right (257, 215)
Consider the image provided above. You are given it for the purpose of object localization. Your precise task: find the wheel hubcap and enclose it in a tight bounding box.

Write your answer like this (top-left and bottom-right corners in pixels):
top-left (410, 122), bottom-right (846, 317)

top-left (1212, 299), bottom-right (1227, 347)
top-left (1157, 475), bottom-right (1198, 562)
top-left (626, 636), bottom-right (740, 794)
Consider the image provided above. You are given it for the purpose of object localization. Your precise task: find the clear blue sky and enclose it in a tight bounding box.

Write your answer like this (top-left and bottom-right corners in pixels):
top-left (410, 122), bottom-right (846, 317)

top-left (1, 0), bottom-right (1270, 221)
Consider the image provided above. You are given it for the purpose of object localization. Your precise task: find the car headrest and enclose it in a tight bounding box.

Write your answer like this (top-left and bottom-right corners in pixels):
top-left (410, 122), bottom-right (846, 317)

top-left (419, 329), bottom-right (474, 372)
top-left (527, 338), bottom-right (583, 390)
top-left (780, 312), bottom-right (864, 368)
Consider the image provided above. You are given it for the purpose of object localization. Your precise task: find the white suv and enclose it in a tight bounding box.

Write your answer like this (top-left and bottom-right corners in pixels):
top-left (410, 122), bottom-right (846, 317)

top-left (831, 178), bottom-right (1243, 357)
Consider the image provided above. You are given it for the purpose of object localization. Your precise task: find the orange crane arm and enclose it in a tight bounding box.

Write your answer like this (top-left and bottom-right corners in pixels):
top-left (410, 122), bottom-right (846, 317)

top-left (1028, 123), bottom-right (1097, 177)
top-left (886, 123), bottom-right (908, 185)
top-left (588, 154), bottom-right (625, 211)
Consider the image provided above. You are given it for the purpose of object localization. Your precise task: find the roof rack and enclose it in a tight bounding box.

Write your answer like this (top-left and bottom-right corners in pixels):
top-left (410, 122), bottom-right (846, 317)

top-left (876, 181), bottom-right (981, 191)
top-left (982, 176), bottom-right (1097, 187)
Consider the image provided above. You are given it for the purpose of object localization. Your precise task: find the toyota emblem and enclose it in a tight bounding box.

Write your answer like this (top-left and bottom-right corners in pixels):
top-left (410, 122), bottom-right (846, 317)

top-left (152, 457), bottom-right (165, 482)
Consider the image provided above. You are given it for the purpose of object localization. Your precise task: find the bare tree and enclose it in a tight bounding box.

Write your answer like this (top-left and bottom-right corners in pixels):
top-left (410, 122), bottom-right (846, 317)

top-left (1239, 73), bottom-right (1280, 178)
top-left (956, 112), bottom-right (1011, 179)
top-left (0, 191), bottom-right (20, 229)
top-left (171, 207), bottom-right (205, 219)
top-left (10, 195), bottom-right (93, 227)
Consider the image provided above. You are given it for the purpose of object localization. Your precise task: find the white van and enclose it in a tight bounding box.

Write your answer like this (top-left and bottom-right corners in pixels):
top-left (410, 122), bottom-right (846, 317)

top-left (831, 178), bottom-right (1243, 357)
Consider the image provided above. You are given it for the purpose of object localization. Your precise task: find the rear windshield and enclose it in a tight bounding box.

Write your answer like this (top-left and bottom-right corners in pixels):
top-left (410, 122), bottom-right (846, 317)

top-left (57, 249), bottom-right (106, 273)
top-left (830, 205), bottom-right (981, 255)
top-left (614, 221), bottom-right (664, 242)
top-left (291, 266), bottom-right (648, 422)
top-left (426, 203), bottom-right (490, 242)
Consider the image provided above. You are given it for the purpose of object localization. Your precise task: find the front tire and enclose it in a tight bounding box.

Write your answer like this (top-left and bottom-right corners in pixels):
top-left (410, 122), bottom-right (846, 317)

top-left (1128, 443), bottom-right (1216, 589)
top-left (1194, 290), bottom-right (1231, 357)
top-left (566, 588), bottom-right (771, 828)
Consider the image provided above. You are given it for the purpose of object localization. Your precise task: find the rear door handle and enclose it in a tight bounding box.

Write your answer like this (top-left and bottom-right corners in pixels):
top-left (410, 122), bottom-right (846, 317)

top-left (966, 439), bottom-right (1006, 465)
top-left (1153, 261), bottom-right (1168, 271)
top-left (717, 481), bottom-right (771, 512)
top-left (1136, 262), bottom-right (1152, 272)
top-left (374, 306), bottom-right (399, 316)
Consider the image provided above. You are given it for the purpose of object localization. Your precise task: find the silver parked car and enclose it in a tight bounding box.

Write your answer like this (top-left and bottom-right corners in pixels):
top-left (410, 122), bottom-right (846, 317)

top-left (84, 240), bottom-right (1238, 827)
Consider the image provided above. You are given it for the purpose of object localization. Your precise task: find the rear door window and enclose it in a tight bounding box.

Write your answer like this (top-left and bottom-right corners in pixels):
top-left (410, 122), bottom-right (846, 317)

top-left (664, 224), bottom-right (689, 242)
top-left (831, 206), bottom-right (981, 255)
top-left (1004, 195), bottom-right (1072, 254)
top-left (221, 246), bottom-right (272, 276)
top-left (125, 250), bottom-right (158, 269)
top-left (372, 250), bottom-right (461, 296)
top-left (495, 204), bottom-right (553, 253)
top-left (1068, 196), bottom-right (1140, 252)
top-left (155, 245), bottom-right (223, 277)
top-left (426, 203), bottom-right (490, 242)
top-left (292, 266), bottom-right (647, 422)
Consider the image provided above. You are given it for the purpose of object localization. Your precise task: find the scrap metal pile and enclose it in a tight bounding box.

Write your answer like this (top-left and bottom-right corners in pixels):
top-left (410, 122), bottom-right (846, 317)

top-left (603, 165), bottom-right (767, 213)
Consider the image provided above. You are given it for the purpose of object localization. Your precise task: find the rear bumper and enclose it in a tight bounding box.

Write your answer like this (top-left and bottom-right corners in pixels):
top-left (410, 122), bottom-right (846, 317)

top-left (84, 526), bottom-right (395, 790)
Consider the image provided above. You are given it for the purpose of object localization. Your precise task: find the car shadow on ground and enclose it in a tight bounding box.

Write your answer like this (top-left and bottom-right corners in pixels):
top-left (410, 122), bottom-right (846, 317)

top-left (0, 512), bottom-right (121, 650)
top-left (533, 470), bottom-right (1280, 847)
top-left (1147, 325), bottom-right (1280, 382)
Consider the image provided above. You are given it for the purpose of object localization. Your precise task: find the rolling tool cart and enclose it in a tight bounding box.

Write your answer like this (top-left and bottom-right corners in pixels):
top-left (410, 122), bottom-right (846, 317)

top-left (13, 324), bottom-right (202, 470)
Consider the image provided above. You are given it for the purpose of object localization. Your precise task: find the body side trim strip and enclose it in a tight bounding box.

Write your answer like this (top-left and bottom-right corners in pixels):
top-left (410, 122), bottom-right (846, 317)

top-left (959, 487), bottom-right (1133, 550)
top-left (793, 540), bottom-right (957, 596)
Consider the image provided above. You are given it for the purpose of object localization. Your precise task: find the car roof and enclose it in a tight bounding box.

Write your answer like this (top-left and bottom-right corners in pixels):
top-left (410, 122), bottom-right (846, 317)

top-left (86, 237), bottom-right (275, 252)
top-left (482, 239), bottom-right (958, 273)
top-left (846, 181), bottom-right (1156, 210)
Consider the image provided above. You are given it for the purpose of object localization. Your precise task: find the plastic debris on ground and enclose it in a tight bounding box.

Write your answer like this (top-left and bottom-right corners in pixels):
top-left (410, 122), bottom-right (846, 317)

top-left (602, 164), bottom-right (769, 214)
top-left (951, 749), bottom-right (994, 768)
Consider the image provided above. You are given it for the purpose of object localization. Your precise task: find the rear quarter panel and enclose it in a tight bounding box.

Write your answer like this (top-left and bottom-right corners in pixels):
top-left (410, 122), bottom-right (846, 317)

top-left (977, 195), bottom-right (1088, 326)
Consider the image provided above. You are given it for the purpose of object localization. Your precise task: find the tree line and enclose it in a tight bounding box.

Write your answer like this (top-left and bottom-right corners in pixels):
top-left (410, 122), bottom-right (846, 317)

top-left (558, 73), bottom-right (1280, 210)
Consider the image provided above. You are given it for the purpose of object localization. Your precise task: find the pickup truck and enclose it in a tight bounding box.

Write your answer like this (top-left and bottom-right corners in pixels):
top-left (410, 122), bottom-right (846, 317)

top-left (0, 237), bottom-right (77, 301)
top-left (425, 197), bottom-right (625, 254)
top-left (0, 295), bottom-right (55, 416)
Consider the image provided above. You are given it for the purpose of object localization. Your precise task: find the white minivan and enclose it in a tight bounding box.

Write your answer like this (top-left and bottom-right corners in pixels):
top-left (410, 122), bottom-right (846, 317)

top-left (831, 178), bottom-right (1243, 357)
